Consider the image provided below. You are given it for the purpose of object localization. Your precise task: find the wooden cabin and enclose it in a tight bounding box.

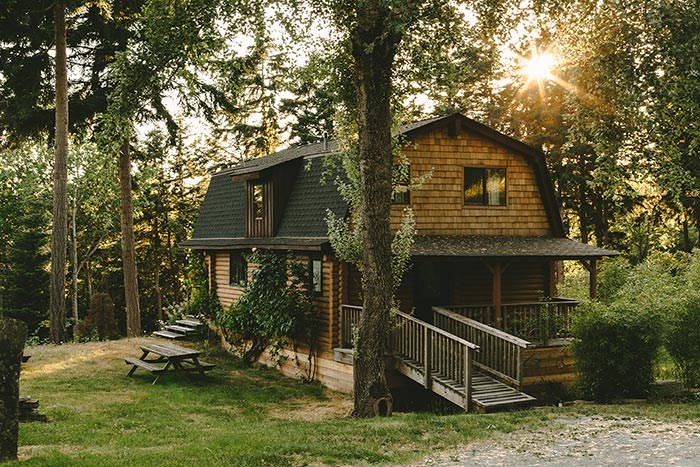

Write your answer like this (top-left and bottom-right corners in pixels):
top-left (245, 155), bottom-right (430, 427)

top-left (182, 114), bottom-right (617, 412)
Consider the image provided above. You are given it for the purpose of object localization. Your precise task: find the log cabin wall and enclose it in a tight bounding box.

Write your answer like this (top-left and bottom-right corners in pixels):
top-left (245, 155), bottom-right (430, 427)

top-left (391, 122), bottom-right (552, 236)
top-left (210, 250), bottom-right (341, 352)
top-left (209, 250), bottom-right (353, 391)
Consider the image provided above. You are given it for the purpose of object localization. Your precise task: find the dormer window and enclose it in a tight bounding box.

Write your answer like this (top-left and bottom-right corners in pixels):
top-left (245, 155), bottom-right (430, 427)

top-left (253, 183), bottom-right (264, 220)
top-left (246, 180), bottom-right (272, 237)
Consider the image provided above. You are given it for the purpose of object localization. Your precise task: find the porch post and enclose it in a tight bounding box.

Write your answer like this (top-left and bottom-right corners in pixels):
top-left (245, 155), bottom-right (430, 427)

top-left (580, 259), bottom-right (598, 300)
top-left (493, 262), bottom-right (502, 328)
top-left (589, 259), bottom-right (598, 300)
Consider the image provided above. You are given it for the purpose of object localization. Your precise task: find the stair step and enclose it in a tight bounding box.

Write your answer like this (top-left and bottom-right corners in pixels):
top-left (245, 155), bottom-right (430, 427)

top-left (153, 330), bottom-right (185, 339)
top-left (176, 318), bottom-right (204, 328)
top-left (165, 324), bottom-right (197, 334)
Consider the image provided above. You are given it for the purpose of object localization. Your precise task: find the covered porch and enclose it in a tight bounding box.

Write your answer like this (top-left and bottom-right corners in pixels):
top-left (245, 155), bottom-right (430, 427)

top-left (336, 236), bottom-right (617, 411)
top-left (399, 236), bottom-right (615, 341)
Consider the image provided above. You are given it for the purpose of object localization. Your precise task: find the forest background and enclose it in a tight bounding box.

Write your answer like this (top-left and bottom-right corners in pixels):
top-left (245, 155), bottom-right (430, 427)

top-left (0, 0), bottom-right (698, 339)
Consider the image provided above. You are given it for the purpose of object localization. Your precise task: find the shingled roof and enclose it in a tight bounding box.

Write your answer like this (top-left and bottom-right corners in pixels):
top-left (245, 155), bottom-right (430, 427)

top-left (411, 236), bottom-right (618, 259)
top-left (181, 156), bottom-right (347, 250)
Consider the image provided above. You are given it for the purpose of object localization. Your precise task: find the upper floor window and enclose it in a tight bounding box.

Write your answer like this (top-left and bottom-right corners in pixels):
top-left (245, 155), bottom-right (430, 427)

top-left (464, 167), bottom-right (506, 206)
top-left (229, 251), bottom-right (247, 287)
top-left (253, 183), bottom-right (264, 220)
top-left (392, 164), bottom-right (410, 204)
top-left (310, 258), bottom-right (322, 293)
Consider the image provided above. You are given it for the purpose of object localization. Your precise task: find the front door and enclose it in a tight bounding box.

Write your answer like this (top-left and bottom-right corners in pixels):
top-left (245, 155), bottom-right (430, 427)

top-left (414, 261), bottom-right (451, 323)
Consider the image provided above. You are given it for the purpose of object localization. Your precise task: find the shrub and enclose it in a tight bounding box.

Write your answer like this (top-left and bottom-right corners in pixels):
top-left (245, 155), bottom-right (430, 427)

top-left (0, 308), bottom-right (46, 336)
top-left (596, 257), bottom-right (632, 303)
top-left (75, 293), bottom-right (119, 341)
top-left (666, 295), bottom-right (700, 388)
top-left (571, 302), bottom-right (662, 402)
top-left (215, 250), bottom-right (317, 369)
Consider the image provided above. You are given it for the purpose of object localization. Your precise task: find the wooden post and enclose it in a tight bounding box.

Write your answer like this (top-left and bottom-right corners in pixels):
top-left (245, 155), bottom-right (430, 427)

top-left (493, 263), bottom-right (502, 328)
top-left (423, 327), bottom-right (431, 388)
top-left (589, 259), bottom-right (598, 300)
top-left (464, 346), bottom-right (472, 411)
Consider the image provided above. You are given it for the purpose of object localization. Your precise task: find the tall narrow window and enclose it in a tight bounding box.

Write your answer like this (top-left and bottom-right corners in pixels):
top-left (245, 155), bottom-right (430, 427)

top-left (392, 164), bottom-right (410, 204)
top-left (253, 184), bottom-right (264, 220)
top-left (229, 251), bottom-right (247, 286)
top-left (310, 258), bottom-right (322, 293)
top-left (464, 168), bottom-right (506, 206)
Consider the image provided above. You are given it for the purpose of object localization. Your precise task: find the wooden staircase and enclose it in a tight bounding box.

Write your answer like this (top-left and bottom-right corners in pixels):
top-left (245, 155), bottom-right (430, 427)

top-left (154, 317), bottom-right (205, 340)
top-left (339, 305), bottom-right (536, 413)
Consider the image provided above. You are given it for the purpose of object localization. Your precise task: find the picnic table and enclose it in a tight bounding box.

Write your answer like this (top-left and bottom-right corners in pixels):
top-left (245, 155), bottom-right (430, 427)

top-left (124, 342), bottom-right (215, 384)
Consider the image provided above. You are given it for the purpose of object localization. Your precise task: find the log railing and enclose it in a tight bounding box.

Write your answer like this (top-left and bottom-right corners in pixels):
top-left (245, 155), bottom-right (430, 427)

top-left (433, 306), bottom-right (530, 389)
top-left (339, 304), bottom-right (363, 347)
top-left (391, 310), bottom-right (479, 409)
top-left (442, 298), bottom-right (579, 343)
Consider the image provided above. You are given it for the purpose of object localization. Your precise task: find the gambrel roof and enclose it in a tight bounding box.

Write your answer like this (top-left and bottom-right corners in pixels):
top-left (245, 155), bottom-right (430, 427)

top-left (182, 113), bottom-right (617, 258)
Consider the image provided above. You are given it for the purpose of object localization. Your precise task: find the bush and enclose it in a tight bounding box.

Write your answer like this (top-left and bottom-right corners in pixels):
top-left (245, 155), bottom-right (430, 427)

top-left (75, 293), bottom-right (119, 341)
top-left (571, 302), bottom-right (662, 402)
top-left (666, 295), bottom-right (700, 388)
top-left (215, 250), bottom-right (316, 368)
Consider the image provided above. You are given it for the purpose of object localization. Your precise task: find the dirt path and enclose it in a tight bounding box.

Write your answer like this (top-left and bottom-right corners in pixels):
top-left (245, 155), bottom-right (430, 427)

top-left (416, 415), bottom-right (700, 466)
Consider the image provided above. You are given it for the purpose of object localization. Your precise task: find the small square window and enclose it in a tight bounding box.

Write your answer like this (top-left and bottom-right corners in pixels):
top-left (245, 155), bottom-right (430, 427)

top-left (229, 251), bottom-right (247, 286)
top-left (310, 258), bottom-right (322, 293)
top-left (464, 168), bottom-right (506, 206)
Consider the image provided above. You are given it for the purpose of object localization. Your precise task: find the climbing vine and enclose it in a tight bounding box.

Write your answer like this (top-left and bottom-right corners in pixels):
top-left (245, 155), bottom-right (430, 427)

top-left (215, 250), bottom-right (318, 375)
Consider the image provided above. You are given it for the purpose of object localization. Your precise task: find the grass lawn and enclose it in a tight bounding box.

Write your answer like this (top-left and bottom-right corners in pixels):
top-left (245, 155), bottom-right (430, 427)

top-left (8, 338), bottom-right (700, 466)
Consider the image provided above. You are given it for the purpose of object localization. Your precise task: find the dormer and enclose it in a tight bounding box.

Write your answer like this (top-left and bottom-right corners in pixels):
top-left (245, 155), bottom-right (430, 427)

top-left (231, 158), bottom-right (301, 238)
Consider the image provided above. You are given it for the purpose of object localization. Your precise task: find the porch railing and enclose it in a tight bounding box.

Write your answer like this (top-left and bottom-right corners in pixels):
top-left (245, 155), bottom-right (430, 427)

top-left (433, 306), bottom-right (530, 389)
top-left (338, 304), bottom-right (479, 409)
top-left (339, 304), bottom-right (363, 347)
top-left (442, 298), bottom-right (579, 343)
top-left (391, 310), bottom-right (478, 409)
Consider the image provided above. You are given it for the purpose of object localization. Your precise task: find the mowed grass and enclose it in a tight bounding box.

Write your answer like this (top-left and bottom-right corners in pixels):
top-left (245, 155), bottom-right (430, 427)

top-left (8, 338), bottom-right (700, 466)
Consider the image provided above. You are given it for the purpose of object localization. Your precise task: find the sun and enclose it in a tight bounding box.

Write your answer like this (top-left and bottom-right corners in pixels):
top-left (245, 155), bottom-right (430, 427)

top-left (521, 52), bottom-right (556, 81)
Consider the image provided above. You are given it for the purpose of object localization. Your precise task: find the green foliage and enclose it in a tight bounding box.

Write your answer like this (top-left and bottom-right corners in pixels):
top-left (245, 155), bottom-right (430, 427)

top-left (572, 302), bottom-right (663, 402)
top-left (596, 257), bottom-right (633, 303)
top-left (326, 135), bottom-right (418, 291)
top-left (666, 294), bottom-right (700, 388)
top-left (75, 293), bottom-right (119, 341)
top-left (215, 250), bottom-right (317, 368)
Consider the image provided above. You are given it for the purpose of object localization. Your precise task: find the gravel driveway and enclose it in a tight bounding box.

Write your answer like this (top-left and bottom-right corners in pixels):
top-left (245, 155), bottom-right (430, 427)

top-left (416, 415), bottom-right (700, 466)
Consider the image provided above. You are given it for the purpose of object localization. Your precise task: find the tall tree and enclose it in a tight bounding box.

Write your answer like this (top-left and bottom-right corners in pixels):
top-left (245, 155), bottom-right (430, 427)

top-left (49, 1), bottom-right (69, 343)
top-left (346, 0), bottom-right (403, 417)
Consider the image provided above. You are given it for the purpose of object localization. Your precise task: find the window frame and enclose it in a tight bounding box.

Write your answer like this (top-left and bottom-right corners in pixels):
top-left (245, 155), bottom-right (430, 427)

top-left (309, 257), bottom-right (323, 294)
top-left (463, 166), bottom-right (507, 207)
top-left (229, 251), bottom-right (248, 287)
top-left (252, 183), bottom-right (265, 221)
top-left (392, 163), bottom-right (411, 205)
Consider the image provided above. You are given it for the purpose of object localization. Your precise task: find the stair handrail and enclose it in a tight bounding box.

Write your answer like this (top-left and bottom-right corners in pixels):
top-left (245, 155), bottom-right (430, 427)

top-left (391, 309), bottom-right (478, 410)
top-left (433, 306), bottom-right (530, 389)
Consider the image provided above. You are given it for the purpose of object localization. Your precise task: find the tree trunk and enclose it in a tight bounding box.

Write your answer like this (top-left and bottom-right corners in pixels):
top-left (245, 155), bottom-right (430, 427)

top-left (49, 2), bottom-right (68, 344)
top-left (350, 2), bottom-right (400, 418)
top-left (153, 195), bottom-right (162, 322)
top-left (70, 186), bottom-right (79, 324)
top-left (118, 140), bottom-right (141, 337)
top-left (0, 318), bottom-right (27, 462)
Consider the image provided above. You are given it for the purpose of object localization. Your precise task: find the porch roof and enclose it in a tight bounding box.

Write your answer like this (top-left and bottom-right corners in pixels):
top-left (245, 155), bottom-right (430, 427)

top-left (411, 236), bottom-right (618, 259)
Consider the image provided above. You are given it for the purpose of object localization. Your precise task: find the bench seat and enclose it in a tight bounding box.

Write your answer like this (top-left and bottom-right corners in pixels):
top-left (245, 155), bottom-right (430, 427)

top-left (124, 357), bottom-right (165, 373)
